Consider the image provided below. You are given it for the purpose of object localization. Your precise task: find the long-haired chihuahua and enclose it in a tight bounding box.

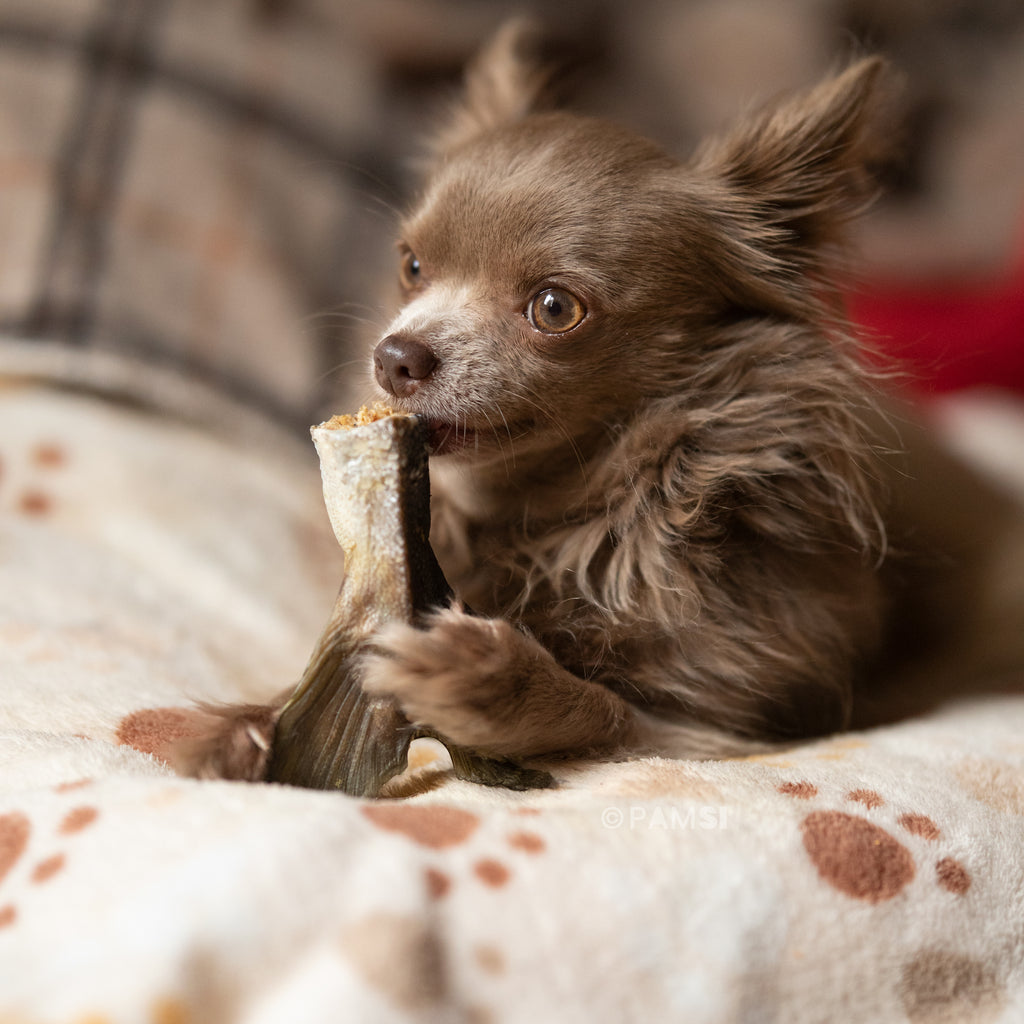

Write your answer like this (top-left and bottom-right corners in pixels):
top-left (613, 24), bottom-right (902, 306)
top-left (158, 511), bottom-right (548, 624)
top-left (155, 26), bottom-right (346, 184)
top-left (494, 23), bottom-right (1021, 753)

top-left (175, 21), bottom-right (1024, 778)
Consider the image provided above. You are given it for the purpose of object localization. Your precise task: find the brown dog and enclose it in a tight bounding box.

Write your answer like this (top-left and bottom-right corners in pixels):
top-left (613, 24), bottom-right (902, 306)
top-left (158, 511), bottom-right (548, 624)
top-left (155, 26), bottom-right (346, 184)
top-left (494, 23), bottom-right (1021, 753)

top-left (176, 23), bottom-right (1024, 778)
top-left (356, 22), bottom-right (1024, 761)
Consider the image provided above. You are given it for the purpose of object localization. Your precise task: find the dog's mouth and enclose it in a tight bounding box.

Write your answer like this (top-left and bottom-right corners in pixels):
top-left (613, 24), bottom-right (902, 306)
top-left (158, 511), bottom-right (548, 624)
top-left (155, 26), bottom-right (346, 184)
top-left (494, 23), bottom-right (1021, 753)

top-left (416, 416), bottom-right (536, 457)
top-left (421, 418), bottom-right (478, 456)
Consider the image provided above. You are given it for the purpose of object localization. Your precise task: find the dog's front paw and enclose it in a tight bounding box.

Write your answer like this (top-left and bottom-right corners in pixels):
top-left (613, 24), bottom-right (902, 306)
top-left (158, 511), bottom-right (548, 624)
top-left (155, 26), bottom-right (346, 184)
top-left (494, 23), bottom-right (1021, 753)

top-left (361, 608), bottom-right (544, 755)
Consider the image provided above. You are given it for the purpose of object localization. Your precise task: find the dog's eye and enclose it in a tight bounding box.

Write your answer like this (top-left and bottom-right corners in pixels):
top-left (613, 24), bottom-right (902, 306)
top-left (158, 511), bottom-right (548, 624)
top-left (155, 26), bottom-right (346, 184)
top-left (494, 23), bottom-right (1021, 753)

top-left (399, 249), bottom-right (422, 290)
top-left (527, 287), bottom-right (586, 334)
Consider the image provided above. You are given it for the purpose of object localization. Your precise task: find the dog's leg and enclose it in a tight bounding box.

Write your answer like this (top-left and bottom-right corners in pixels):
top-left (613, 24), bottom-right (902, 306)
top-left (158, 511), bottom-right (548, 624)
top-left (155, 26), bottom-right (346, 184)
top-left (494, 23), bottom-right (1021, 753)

top-left (361, 606), bottom-right (635, 759)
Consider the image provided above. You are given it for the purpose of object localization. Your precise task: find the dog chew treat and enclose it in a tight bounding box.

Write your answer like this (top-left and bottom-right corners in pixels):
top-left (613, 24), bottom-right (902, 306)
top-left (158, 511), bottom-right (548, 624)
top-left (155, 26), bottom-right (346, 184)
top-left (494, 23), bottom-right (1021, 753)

top-left (267, 407), bottom-right (553, 797)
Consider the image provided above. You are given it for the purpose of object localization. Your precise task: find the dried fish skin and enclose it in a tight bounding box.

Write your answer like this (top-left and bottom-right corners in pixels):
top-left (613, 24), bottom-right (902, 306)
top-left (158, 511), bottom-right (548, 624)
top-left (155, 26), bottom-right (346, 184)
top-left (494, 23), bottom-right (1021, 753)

top-left (268, 413), bottom-right (553, 796)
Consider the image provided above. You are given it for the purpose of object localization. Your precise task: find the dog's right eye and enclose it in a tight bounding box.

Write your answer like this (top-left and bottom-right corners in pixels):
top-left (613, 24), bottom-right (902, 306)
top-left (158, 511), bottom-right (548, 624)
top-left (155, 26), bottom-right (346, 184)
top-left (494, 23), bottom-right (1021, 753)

top-left (399, 249), bottom-right (422, 291)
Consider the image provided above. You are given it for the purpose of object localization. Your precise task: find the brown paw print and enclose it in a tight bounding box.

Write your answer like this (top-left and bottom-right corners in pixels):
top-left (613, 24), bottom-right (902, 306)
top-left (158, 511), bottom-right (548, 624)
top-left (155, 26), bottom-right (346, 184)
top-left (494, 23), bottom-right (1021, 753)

top-left (777, 780), bottom-right (971, 902)
top-left (0, 781), bottom-right (100, 929)
top-left (116, 706), bottom-right (225, 766)
top-left (900, 948), bottom-right (1006, 1023)
top-left (351, 802), bottom-right (546, 1020)
top-left (360, 802), bottom-right (546, 896)
top-left (0, 440), bottom-right (69, 519)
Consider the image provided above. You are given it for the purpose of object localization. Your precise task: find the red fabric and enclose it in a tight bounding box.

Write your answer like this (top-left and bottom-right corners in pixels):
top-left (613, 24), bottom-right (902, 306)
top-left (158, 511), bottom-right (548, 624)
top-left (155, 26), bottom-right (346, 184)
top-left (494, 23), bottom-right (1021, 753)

top-left (848, 233), bottom-right (1024, 395)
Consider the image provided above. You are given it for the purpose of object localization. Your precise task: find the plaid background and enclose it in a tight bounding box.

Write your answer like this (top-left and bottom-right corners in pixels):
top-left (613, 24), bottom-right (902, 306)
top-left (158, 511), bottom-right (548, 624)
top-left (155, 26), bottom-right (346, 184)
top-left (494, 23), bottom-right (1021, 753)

top-left (0, 0), bottom-right (514, 425)
top-left (1, 0), bottom-right (1021, 427)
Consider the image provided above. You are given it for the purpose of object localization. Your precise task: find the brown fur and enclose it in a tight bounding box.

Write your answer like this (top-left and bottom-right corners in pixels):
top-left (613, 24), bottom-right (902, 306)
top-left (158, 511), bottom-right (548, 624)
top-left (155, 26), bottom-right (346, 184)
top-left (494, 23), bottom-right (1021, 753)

top-left (175, 23), bottom-right (1024, 777)
top-left (161, 702), bottom-right (278, 781)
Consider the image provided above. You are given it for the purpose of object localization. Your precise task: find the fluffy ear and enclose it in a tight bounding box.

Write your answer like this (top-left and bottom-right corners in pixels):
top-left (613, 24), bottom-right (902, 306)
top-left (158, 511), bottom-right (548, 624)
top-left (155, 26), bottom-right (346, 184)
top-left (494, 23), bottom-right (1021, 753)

top-left (431, 18), bottom-right (552, 156)
top-left (692, 58), bottom-right (888, 286)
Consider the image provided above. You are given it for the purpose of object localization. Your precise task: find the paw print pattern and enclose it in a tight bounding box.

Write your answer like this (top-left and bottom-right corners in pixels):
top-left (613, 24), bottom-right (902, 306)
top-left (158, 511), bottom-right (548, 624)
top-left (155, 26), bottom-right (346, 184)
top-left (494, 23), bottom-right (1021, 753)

top-left (116, 706), bottom-right (213, 764)
top-left (0, 780), bottom-right (100, 929)
top-left (347, 802), bottom-right (547, 1019)
top-left (360, 803), bottom-right (546, 896)
top-left (0, 440), bottom-right (69, 519)
top-left (900, 948), bottom-right (1005, 1022)
top-left (776, 778), bottom-right (1006, 1018)
top-left (777, 780), bottom-right (971, 902)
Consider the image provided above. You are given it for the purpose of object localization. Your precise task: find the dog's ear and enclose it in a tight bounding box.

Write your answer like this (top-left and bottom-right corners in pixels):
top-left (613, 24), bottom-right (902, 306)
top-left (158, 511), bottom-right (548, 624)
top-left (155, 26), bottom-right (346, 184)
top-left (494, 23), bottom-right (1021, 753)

top-left (692, 58), bottom-right (888, 282)
top-left (432, 18), bottom-right (552, 156)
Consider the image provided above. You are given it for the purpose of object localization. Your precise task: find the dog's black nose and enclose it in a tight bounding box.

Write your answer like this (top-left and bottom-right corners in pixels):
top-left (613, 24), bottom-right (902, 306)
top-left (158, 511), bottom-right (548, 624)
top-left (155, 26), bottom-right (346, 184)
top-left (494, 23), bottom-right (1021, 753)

top-left (373, 334), bottom-right (438, 397)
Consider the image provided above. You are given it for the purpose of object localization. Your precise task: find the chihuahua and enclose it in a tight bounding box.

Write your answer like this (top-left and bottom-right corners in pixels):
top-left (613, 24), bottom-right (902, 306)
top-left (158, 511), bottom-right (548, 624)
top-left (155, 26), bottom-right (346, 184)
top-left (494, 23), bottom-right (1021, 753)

top-left (176, 22), bottom-right (1024, 778)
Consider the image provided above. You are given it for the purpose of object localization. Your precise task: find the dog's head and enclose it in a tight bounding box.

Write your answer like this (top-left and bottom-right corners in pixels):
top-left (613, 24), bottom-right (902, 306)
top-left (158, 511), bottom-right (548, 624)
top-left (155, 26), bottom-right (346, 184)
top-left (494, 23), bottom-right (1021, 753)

top-left (371, 21), bottom-right (886, 464)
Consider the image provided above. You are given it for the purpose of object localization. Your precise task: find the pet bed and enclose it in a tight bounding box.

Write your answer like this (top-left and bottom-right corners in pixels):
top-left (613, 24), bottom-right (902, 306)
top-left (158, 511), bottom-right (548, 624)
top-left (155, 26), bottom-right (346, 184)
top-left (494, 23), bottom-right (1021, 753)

top-left (2, 343), bottom-right (1023, 1024)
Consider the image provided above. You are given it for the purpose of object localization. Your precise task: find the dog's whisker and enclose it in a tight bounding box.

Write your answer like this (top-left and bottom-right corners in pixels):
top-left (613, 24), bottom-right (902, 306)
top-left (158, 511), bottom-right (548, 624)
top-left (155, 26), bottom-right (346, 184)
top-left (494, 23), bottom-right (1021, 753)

top-left (314, 358), bottom-right (374, 389)
top-left (492, 406), bottom-right (518, 473)
top-left (302, 302), bottom-right (386, 330)
top-left (478, 407), bottom-right (514, 474)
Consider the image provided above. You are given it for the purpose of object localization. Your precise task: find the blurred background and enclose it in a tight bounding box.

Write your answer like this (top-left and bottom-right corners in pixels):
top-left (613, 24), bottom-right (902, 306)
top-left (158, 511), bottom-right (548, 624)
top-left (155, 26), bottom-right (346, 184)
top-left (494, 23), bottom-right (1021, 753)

top-left (0, 0), bottom-right (1021, 430)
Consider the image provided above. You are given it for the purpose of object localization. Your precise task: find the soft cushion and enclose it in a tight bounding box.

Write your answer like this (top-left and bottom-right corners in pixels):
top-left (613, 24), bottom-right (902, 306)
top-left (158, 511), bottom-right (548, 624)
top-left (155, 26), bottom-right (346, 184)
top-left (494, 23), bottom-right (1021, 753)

top-left (2, 362), bottom-right (1024, 1022)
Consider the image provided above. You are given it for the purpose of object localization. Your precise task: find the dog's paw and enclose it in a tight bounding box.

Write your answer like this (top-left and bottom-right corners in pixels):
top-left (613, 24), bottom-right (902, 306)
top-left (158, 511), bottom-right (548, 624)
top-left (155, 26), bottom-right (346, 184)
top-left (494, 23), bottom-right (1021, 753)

top-left (361, 608), bottom-right (543, 755)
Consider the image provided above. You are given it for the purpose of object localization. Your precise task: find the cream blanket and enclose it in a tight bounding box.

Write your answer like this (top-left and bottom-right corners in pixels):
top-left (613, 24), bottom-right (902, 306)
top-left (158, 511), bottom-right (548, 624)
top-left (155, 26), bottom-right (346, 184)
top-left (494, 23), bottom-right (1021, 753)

top-left (2, 358), bottom-right (1023, 1023)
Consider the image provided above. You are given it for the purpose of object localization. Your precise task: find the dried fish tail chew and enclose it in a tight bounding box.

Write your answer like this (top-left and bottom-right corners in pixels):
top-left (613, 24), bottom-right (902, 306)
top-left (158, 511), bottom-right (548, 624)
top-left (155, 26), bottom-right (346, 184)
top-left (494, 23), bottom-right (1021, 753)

top-left (267, 409), bottom-right (553, 796)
